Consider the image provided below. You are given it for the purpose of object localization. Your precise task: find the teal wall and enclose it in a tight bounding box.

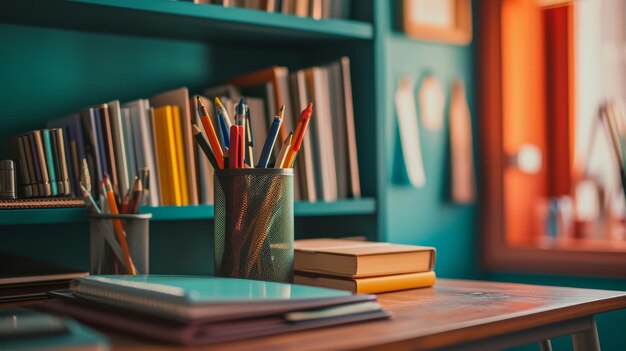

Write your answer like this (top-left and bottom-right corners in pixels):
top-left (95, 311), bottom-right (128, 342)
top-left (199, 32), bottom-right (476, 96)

top-left (376, 1), bottom-right (626, 350)
top-left (377, 1), bottom-right (480, 279)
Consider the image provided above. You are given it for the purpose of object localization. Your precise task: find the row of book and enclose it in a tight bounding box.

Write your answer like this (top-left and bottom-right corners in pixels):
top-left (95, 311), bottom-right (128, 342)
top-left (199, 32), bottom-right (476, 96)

top-left (7, 129), bottom-right (71, 198)
top-left (8, 56), bottom-right (360, 205)
top-left (214, 57), bottom-right (361, 202)
top-left (193, 0), bottom-right (351, 20)
top-left (293, 238), bottom-right (436, 294)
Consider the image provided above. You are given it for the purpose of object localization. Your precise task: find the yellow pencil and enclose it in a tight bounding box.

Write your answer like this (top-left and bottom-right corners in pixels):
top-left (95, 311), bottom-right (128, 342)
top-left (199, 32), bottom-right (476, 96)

top-left (274, 132), bottom-right (293, 169)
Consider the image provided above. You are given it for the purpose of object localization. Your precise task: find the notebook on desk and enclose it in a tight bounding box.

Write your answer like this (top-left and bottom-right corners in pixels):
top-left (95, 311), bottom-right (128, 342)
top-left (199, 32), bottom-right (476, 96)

top-left (42, 275), bottom-right (390, 345)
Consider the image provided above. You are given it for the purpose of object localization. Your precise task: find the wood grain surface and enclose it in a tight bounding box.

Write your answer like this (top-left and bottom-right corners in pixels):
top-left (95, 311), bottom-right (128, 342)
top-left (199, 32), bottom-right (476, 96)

top-left (98, 279), bottom-right (626, 350)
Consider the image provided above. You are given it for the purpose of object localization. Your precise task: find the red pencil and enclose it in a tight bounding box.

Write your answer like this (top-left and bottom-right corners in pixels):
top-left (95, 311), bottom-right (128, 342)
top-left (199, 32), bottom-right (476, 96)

top-left (237, 125), bottom-right (245, 168)
top-left (229, 125), bottom-right (240, 169)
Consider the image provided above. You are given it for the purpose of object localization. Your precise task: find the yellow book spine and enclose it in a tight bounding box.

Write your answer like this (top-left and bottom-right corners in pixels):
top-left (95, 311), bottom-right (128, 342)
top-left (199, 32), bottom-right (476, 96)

top-left (171, 106), bottom-right (189, 206)
top-left (355, 271), bottom-right (436, 294)
top-left (152, 107), bottom-right (171, 205)
top-left (163, 106), bottom-right (182, 206)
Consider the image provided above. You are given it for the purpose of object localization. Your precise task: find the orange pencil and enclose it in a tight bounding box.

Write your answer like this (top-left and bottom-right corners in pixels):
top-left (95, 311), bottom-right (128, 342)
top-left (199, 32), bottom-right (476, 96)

top-left (197, 97), bottom-right (224, 169)
top-left (282, 102), bottom-right (313, 168)
top-left (104, 173), bottom-right (137, 275)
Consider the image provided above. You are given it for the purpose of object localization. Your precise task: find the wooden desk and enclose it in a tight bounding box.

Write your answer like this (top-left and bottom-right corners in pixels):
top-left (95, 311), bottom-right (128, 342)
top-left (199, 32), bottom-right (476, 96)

top-left (93, 279), bottom-right (626, 350)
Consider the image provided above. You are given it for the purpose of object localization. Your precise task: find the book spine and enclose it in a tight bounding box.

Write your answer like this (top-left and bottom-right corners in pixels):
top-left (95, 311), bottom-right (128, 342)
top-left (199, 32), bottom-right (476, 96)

top-left (42, 129), bottom-right (59, 196)
top-left (32, 131), bottom-right (52, 197)
top-left (12, 136), bottom-right (32, 198)
top-left (53, 128), bottom-right (71, 196)
top-left (22, 134), bottom-right (39, 197)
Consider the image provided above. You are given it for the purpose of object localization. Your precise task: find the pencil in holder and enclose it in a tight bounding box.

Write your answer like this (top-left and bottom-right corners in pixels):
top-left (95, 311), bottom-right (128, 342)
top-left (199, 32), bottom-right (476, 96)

top-left (214, 168), bottom-right (294, 283)
top-left (88, 213), bottom-right (151, 275)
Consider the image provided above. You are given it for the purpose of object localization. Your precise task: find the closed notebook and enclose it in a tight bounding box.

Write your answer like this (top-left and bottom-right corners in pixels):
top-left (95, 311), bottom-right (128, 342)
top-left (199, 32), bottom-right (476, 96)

top-left (294, 271), bottom-right (436, 294)
top-left (68, 275), bottom-right (372, 323)
top-left (42, 293), bottom-right (388, 346)
top-left (294, 238), bottom-right (436, 278)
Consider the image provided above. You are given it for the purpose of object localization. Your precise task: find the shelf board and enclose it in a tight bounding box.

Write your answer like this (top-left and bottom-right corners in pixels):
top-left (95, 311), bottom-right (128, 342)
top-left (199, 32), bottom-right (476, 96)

top-left (0, 207), bottom-right (86, 225)
top-left (0, 198), bottom-right (376, 225)
top-left (1, 0), bottom-right (373, 44)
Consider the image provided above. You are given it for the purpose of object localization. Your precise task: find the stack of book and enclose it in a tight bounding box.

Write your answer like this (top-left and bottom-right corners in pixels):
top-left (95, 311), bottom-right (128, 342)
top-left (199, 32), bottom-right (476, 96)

top-left (194, 0), bottom-right (351, 20)
top-left (294, 239), bottom-right (436, 294)
top-left (42, 275), bottom-right (390, 345)
top-left (0, 253), bottom-right (88, 302)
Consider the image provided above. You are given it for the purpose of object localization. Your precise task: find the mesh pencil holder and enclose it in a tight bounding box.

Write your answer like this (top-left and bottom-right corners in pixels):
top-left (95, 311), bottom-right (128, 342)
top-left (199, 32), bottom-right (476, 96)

top-left (214, 168), bottom-right (294, 283)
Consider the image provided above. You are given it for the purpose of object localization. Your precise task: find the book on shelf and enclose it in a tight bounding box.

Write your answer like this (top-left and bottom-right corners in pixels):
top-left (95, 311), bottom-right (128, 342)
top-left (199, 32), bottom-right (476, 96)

top-left (193, 0), bottom-right (351, 19)
top-left (6, 128), bottom-right (72, 199)
top-left (294, 271), bottom-right (436, 294)
top-left (41, 275), bottom-right (389, 345)
top-left (294, 238), bottom-right (436, 278)
top-left (8, 56), bottom-right (359, 206)
top-left (214, 57), bottom-right (361, 202)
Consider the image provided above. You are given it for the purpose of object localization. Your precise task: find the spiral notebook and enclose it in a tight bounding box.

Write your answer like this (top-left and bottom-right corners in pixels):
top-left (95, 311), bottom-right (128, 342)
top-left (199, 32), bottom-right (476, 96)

top-left (68, 275), bottom-right (376, 322)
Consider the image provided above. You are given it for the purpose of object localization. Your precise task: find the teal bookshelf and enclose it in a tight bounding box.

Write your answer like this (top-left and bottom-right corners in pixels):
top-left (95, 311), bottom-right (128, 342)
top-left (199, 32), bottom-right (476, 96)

top-left (0, 0), bottom-right (381, 274)
top-left (0, 199), bottom-right (376, 225)
top-left (0, 0), bottom-right (373, 43)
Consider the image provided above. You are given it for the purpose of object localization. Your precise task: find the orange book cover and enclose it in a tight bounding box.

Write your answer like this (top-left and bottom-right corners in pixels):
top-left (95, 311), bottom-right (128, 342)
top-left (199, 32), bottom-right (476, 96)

top-left (294, 271), bottom-right (436, 294)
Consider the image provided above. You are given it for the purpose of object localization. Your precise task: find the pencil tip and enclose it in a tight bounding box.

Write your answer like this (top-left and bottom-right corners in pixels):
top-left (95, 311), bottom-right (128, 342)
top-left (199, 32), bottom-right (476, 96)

top-left (307, 102), bottom-right (313, 109)
top-left (192, 124), bottom-right (201, 134)
top-left (215, 97), bottom-right (222, 106)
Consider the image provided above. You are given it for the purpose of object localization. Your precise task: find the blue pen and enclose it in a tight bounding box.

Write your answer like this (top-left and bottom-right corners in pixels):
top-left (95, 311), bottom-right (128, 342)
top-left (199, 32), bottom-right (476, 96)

top-left (257, 106), bottom-right (284, 168)
top-left (215, 97), bottom-right (231, 148)
top-left (217, 112), bottom-right (230, 148)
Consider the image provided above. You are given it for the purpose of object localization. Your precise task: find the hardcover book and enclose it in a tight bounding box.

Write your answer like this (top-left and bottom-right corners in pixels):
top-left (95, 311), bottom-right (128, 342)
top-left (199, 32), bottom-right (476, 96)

top-left (294, 238), bottom-right (436, 278)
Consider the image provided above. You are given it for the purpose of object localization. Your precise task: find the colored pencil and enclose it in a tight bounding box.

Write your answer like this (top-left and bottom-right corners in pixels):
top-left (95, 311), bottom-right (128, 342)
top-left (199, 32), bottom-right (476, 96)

top-left (193, 124), bottom-right (219, 169)
top-left (274, 131), bottom-right (293, 169)
top-left (215, 97), bottom-right (231, 148)
top-left (229, 125), bottom-right (240, 169)
top-left (103, 173), bottom-right (137, 275)
top-left (238, 126), bottom-right (245, 168)
top-left (197, 97), bottom-right (224, 169)
top-left (128, 176), bottom-right (143, 215)
top-left (283, 102), bottom-right (313, 168)
top-left (258, 106), bottom-right (284, 168)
